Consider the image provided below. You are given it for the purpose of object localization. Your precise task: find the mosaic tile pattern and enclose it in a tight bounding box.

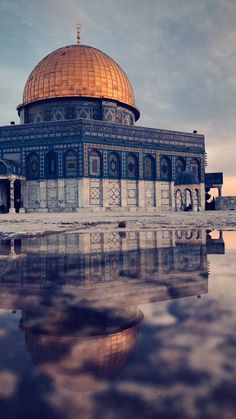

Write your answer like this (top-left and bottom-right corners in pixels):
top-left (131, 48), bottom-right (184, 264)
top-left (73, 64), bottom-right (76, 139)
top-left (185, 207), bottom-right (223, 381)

top-left (90, 233), bottom-right (103, 252)
top-left (126, 180), bottom-right (138, 206)
top-left (108, 232), bottom-right (122, 250)
top-left (144, 181), bottom-right (155, 207)
top-left (108, 180), bottom-right (121, 207)
top-left (89, 179), bottom-right (102, 206)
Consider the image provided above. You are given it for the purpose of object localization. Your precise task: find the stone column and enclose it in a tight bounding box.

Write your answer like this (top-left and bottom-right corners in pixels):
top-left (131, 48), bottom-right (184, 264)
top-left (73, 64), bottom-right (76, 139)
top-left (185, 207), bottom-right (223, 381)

top-left (9, 179), bottom-right (15, 213)
top-left (24, 181), bottom-right (29, 210)
top-left (170, 181), bottom-right (175, 210)
top-left (19, 180), bottom-right (26, 213)
top-left (199, 183), bottom-right (206, 211)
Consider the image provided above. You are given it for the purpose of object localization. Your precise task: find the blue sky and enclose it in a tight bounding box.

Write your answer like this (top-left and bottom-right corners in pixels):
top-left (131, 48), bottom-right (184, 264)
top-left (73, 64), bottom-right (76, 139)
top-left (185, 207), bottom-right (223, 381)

top-left (0, 0), bottom-right (236, 188)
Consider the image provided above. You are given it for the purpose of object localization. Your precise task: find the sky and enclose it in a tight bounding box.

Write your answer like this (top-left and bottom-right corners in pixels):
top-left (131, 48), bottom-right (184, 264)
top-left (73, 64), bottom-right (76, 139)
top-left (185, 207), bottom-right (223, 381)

top-left (0, 0), bottom-right (235, 194)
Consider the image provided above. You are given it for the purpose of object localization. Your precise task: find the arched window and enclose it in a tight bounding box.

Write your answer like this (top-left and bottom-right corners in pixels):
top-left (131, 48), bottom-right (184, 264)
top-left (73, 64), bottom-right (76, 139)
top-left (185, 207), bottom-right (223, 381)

top-left (126, 154), bottom-right (138, 179)
top-left (160, 156), bottom-right (171, 181)
top-left (89, 150), bottom-right (102, 177)
top-left (64, 150), bottom-right (77, 177)
top-left (175, 157), bottom-right (186, 175)
top-left (184, 189), bottom-right (193, 210)
top-left (176, 230), bottom-right (183, 239)
top-left (26, 152), bottom-right (40, 179)
top-left (108, 153), bottom-right (121, 178)
top-left (190, 159), bottom-right (200, 181)
top-left (143, 155), bottom-right (155, 180)
top-left (175, 189), bottom-right (182, 211)
top-left (45, 151), bottom-right (58, 178)
top-left (185, 230), bottom-right (193, 240)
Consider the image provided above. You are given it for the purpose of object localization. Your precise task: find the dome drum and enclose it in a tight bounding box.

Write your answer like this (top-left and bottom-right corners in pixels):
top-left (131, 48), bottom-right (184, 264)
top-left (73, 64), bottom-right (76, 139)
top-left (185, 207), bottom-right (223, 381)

top-left (18, 97), bottom-right (137, 125)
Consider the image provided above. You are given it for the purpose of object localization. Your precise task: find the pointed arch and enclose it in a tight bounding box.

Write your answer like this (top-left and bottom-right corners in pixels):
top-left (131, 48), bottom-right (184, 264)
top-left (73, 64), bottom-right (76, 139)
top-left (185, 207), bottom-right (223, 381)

top-left (126, 153), bottom-right (138, 179)
top-left (45, 150), bottom-right (58, 178)
top-left (143, 155), bottom-right (155, 180)
top-left (184, 188), bottom-right (193, 210)
top-left (175, 157), bottom-right (186, 175)
top-left (160, 156), bottom-right (171, 181)
top-left (190, 158), bottom-right (200, 182)
top-left (89, 150), bottom-right (102, 177)
top-left (26, 152), bottom-right (40, 180)
top-left (108, 152), bottom-right (121, 178)
top-left (64, 149), bottom-right (77, 177)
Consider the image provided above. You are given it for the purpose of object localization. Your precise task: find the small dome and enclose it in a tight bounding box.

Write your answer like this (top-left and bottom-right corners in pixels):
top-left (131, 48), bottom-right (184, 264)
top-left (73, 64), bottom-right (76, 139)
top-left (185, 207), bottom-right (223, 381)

top-left (175, 171), bottom-right (199, 186)
top-left (19, 44), bottom-right (139, 120)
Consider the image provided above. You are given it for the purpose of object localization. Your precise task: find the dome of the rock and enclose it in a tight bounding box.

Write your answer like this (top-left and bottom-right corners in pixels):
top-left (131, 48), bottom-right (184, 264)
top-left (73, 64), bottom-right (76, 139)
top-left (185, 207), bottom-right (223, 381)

top-left (19, 44), bottom-right (139, 120)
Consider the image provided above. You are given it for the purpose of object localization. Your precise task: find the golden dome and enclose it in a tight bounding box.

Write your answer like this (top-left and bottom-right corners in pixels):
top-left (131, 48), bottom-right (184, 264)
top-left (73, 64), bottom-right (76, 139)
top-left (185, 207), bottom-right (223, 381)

top-left (21, 44), bottom-right (138, 114)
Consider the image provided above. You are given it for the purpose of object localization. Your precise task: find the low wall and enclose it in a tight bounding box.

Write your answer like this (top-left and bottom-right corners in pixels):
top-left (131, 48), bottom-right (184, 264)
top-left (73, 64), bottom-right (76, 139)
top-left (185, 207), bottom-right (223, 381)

top-left (215, 196), bottom-right (236, 210)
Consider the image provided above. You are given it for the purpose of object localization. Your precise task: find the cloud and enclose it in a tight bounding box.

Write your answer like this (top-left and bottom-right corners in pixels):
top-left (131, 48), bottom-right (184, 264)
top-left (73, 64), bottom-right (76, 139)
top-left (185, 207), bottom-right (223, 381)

top-left (0, 0), bottom-right (235, 179)
top-left (0, 371), bottom-right (18, 398)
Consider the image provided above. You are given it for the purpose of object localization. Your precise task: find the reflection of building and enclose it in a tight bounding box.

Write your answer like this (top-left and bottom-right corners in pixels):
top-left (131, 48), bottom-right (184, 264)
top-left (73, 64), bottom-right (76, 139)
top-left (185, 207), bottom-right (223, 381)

top-left (0, 229), bottom-right (216, 308)
top-left (206, 230), bottom-right (225, 254)
top-left (0, 229), bottom-right (224, 393)
top-left (0, 28), bottom-right (222, 213)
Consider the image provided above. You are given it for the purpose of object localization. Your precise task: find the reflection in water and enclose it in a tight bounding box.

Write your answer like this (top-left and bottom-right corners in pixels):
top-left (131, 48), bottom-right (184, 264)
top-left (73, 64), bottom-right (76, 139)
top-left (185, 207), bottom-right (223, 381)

top-left (0, 229), bottom-right (228, 418)
top-left (21, 306), bottom-right (143, 392)
top-left (0, 229), bottom-right (211, 295)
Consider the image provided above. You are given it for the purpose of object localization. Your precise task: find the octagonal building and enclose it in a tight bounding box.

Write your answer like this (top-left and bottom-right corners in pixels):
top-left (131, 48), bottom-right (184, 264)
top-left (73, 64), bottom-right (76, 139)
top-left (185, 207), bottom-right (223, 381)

top-left (0, 30), bottom-right (213, 213)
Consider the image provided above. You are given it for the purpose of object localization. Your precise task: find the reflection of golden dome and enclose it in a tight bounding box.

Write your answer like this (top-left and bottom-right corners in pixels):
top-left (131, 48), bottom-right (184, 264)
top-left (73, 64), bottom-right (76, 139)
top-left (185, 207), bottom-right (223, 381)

top-left (25, 322), bottom-right (141, 392)
top-left (21, 305), bottom-right (143, 392)
top-left (21, 44), bottom-right (138, 115)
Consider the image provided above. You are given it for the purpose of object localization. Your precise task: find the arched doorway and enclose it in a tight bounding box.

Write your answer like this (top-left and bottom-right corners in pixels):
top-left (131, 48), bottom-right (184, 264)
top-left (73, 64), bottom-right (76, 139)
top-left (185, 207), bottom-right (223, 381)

top-left (0, 180), bottom-right (10, 213)
top-left (0, 179), bottom-right (23, 213)
top-left (14, 180), bottom-right (21, 213)
top-left (184, 189), bottom-right (193, 211)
